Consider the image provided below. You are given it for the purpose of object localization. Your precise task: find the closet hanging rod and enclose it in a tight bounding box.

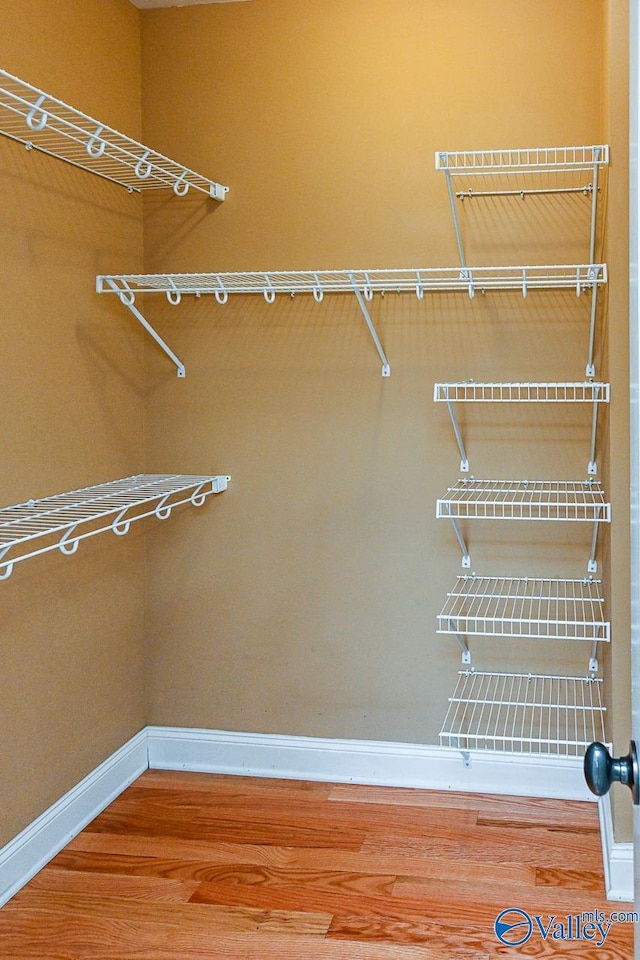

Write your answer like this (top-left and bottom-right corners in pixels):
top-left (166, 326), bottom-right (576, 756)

top-left (0, 68), bottom-right (228, 199)
top-left (456, 184), bottom-right (594, 201)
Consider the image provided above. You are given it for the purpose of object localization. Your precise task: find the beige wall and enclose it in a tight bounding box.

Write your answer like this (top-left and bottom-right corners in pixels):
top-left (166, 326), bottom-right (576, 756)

top-left (0, 0), bottom-right (146, 845)
top-left (0, 0), bottom-right (632, 851)
top-left (140, 0), bottom-right (627, 755)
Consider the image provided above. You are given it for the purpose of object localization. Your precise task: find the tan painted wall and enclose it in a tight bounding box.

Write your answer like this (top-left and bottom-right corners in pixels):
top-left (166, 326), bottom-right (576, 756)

top-left (140, 0), bottom-right (629, 764)
top-left (0, 0), bottom-right (632, 853)
top-left (0, 0), bottom-right (146, 845)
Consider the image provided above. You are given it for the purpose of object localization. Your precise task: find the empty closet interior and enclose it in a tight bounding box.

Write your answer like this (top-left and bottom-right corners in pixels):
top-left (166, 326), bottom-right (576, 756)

top-left (0, 0), bottom-right (631, 847)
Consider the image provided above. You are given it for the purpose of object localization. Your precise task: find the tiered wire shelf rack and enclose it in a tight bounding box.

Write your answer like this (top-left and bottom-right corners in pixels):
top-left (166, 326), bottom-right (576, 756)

top-left (436, 478), bottom-right (610, 572)
top-left (0, 474), bottom-right (230, 580)
top-left (96, 263), bottom-right (606, 378)
top-left (438, 575), bottom-right (609, 670)
top-left (435, 145), bottom-right (609, 377)
top-left (433, 381), bottom-right (609, 475)
top-left (0, 68), bottom-right (228, 199)
top-left (439, 671), bottom-right (607, 758)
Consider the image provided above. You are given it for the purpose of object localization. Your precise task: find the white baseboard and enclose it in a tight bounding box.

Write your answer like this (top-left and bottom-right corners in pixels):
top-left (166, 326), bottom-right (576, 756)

top-left (146, 726), bottom-right (594, 801)
top-left (2, 725), bottom-right (629, 909)
top-left (598, 793), bottom-right (634, 902)
top-left (0, 729), bottom-right (148, 908)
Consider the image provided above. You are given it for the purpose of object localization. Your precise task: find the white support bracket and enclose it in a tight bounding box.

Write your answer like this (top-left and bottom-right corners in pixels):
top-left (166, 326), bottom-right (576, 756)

top-left (98, 278), bottom-right (186, 378)
top-left (440, 159), bottom-right (468, 270)
top-left (589, 642), bottom-right (599, 673)
top-left (447, 618), bottom-right (472, 664)
top-left (445, 396), bottom-right (469, 471)
top-left (588, 386), bottom-right (603, 475)
top-left (588, 518), bottom-right (601, 574)
top-left (347, 272), bottom-right (391, 377)
top-left (445, 510), bottom-right (471, 568)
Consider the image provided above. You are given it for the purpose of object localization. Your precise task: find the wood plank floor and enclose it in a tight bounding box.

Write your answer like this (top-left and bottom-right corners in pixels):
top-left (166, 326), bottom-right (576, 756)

top-left (0, 770), bottom-right (634, 958)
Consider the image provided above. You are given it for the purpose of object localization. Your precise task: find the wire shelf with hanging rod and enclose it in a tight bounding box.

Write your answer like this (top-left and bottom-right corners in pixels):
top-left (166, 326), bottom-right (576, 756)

top-left (0, 474), bottom-right (230, 580)
top-left (0, 68), bottom-right (228, 198)
top-left (435, 145), bottom-right (609, 375)
top-left (96, 263), bottom-right (606, 378)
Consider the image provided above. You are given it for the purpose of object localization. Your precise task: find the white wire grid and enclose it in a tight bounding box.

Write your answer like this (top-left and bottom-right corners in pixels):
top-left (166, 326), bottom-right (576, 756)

top-left (436, 479), bottom-right (611, 522)
top-left (435, 145), bottom-right (609, 175)
top-left (96, 263), bottom-right (606, 304)
top-left (0, 474), bottom-right (230, 580)
top-left (439, 671), bottom-right (606, 756)
top-left (0, 69), bottom-right (228, 198)
top-left (437, 576), bottom-right (609, 642)
top-left (433, 382), bottom-right (610, 403)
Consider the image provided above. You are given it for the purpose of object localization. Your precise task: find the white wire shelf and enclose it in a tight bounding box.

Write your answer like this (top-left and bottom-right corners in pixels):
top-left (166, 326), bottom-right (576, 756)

top-left (438, 576), bottom-right (609, 642)
top-left (96, 264), bottom-right (606, 379)
top-left (436, 478), bottom-right (610, 522)
top-left (439, 671), bottom-right (606, 757)
top-left (435, 145), bottom-right (609, 175)
top-left (97, 264), bottom-right (605, 301)
top-left (437, 479), bottom-right (610, 572)
top-left (436, 477), bottom-right (611, 523)
top-left (0, 474), bottom-right (230, 580)
top-left (433, 381), bottom-right (610, 403)
top-left (433, 382), bottom-right (609, 475)
top-left (438, 575), bottom-right (608, 670)
top-left (0, 68), bottom-right (228, 199)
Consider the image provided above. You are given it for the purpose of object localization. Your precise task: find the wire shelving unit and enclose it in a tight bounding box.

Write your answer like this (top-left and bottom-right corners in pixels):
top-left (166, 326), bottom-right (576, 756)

top-left (439, 671), bottom-right (607, 758)
top-left (435, 145), bottom-right (609, 376)
top-left (438, 575), bottom-right (609, 670)
top-left (433, 381), bottom-right (610, 475)
top-left (0, 68), bottom-right (228, 199)
top-left (436, 478), bottom-right (610, 572)
top-left (96, 263), bottom-right (606, 379)
top-left (0, 474), bottom-right (230, 580)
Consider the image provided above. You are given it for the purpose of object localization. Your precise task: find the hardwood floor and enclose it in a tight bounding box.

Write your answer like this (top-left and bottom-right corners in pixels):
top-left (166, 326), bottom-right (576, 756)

top-left (0, 770), bottom-right (634, 958)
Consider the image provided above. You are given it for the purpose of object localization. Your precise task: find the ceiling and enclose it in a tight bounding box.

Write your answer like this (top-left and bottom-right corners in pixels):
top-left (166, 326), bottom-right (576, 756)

top-left (129, 0), bottom-right (253, 7)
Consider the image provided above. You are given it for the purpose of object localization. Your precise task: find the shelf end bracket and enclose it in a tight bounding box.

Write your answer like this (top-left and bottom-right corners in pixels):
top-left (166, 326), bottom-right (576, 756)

top-left (347, 272), bottom-right (391, 377)
top-left (445, 397), bottom-right (469, 471)
top-left (448, 618), bottom-right (471, 664)
top-left (99, 278), bottom-right (187, 378)
top-left (438, 505), bottom-right (471, 568)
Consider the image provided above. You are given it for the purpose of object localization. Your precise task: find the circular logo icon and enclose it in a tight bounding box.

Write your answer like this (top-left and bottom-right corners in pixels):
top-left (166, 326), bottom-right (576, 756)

top-left (494, 908), bottom-right (533, 946)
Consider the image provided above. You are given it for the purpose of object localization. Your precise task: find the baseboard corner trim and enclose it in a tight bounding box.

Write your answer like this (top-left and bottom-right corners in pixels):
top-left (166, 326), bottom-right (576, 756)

top-left (598, 794), bottom-right (634, 902)
top-left (0, 728), bottom-right (148, 908)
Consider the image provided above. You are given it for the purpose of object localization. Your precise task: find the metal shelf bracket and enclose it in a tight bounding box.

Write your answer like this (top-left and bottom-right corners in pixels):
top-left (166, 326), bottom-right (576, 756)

top-left (99, 278), bottom-right (186, 378)
top-left (347, 272), bottom-right (391, 377)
